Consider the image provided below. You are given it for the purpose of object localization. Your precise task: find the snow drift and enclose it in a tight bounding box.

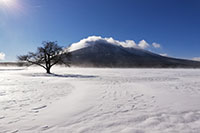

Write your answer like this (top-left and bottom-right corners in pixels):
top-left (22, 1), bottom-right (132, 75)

top-left (1, 67), bottom-right (200, 132)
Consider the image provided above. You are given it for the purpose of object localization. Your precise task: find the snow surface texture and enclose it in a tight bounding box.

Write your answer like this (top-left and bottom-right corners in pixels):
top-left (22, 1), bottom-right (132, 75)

top-left (1, 67), bottom-right (200, 133)
top-left (68, 36), bottom-right (158, 52)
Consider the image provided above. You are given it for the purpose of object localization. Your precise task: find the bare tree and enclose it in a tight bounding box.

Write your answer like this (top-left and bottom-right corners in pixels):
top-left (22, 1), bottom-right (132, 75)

top-left (18, 41), bottom-right (71, 74)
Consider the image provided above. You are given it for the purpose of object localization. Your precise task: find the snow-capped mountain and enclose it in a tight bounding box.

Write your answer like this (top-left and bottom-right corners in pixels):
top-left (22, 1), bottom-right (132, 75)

top-left (67, 36), bottom-right (200, 68)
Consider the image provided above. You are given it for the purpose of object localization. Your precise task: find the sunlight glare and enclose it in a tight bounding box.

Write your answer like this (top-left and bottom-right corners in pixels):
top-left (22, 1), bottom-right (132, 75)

top-left (0, 0), bottom-right (15, 7)
top-left (0, 0), bottom-right (24, 15)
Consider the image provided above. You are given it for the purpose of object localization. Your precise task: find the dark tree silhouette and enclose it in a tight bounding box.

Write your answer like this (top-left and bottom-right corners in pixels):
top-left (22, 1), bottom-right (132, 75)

top-left (18, 41), bottom-right (71, 74)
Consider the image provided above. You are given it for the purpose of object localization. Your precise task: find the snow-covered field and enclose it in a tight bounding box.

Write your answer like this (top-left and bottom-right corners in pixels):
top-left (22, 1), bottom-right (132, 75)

top-left (1, 67), bottom-right (200, 133)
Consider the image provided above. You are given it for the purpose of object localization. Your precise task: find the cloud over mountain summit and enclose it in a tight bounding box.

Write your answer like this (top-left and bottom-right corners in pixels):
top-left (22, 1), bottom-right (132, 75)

top-left (69, 36), bottom-right (161, 52)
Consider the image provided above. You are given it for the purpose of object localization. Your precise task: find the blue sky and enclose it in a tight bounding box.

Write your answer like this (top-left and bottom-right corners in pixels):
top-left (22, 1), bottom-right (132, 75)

top-left (0, 0), bottom-right (200, 61)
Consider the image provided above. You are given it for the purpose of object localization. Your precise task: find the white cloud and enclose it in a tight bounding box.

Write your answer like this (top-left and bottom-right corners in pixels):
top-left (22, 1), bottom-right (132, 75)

top-left (192, 57), bottom-right (200, 61)
top-left (138, 40), bottom-right (149, 49)
top-left (0, 52), bottom-right (5, 60)
top-left (69, 36), bottom-right (160, 52)
top-left (121, 40), bottom-right (137, 48)
top-left (152, 42), bottom-right (161, 48)
top-left (160, 53), bottom-right (168, 57)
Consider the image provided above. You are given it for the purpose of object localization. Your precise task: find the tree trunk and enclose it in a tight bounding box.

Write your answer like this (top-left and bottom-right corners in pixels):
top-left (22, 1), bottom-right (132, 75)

top-left (46, 68), bottom-right (51, 74)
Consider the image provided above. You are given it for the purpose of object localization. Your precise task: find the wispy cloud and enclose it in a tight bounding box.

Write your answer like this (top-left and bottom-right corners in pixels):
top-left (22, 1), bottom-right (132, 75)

top-left (69, 36), bottom-right (161, 52)
top-left (0, 52), bottom-right (5, 60)
top-left (34, 5), bottom-right (42, 8)
top-left (159, 53), bottom-right (168, 57)
top-left (152, 42), bottom-right (161, 48)
top-left (192, 57), bottom-right (200, 61)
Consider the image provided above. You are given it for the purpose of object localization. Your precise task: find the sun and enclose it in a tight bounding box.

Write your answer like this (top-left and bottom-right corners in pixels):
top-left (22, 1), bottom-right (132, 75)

top-left (0, 0), bottom-right (24, 15)
top-left (0, 0), bottom-right (15, 7)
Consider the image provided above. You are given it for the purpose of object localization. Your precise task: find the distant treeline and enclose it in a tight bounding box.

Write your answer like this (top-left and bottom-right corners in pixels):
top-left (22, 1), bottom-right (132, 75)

top-left (0, 62), bottom-right (28, 67)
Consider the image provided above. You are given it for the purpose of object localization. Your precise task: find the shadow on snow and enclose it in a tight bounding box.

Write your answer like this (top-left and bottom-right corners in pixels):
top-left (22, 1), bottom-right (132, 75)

top-left (24, 73), bottom-right (98, 78)
top-left (0, 68), bottom-right (26, 71)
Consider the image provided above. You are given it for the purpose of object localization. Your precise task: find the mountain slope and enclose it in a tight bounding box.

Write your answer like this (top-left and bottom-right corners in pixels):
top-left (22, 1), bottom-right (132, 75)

top-left (69, 42), bottom-right (200, 68)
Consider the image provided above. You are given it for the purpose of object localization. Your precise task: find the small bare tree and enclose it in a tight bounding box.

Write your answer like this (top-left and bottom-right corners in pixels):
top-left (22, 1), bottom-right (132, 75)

top-left (18, 41), bottom-right (71, 74)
